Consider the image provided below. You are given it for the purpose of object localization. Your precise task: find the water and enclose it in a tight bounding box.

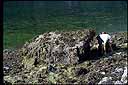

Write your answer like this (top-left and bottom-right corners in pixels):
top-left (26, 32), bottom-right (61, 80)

top-left (3, 1), bottom-right (127, 49)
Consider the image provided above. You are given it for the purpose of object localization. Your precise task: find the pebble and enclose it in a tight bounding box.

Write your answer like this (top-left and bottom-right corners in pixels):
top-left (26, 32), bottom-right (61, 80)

top-left (116, 52), bottom-right (122, 55)
top-left (48, 65), bottom-right (57, 73)
top-left (108, 56), bottom-right (112, 58)
top-left (4, 66), bottom-right (10, 70)
top-left (100, 72), bottom-right (105, 75)
top-left (37, 66), bottom-right (47, 73)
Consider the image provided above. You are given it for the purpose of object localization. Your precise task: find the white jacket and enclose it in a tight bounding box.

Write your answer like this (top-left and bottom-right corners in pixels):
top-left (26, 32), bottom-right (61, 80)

top-left (99, 34), bottom-right (111, 44)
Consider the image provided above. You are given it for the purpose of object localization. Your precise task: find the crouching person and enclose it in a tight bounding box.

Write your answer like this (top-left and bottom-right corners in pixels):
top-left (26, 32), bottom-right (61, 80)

top-left (96, 32), bottom-right (113, 56)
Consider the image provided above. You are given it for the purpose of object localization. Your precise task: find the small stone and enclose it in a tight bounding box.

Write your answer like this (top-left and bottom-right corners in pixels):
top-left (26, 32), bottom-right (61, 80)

top-left (108, 56), bottom-right (112, 58)
top-left (4, 66), bottom-right (10, 70)
top-left (119, 43), bottom-right (127, 48)
top-left (121, 67), bottom-right (127, 84)
top-left (116, 52), bottom-right (122, 55)
top-left (117, 37), bottom-right (122, 41)
top-left (115, 67), bottom-right (123, 73)
top-left (98, 77), bottom-right (113, 84)
top-left (100, 72), bottom-right (105, 75)
top-left (48, 65), bottom-right (57, 73)
top-left (114, 80), bottom-right (123, 84)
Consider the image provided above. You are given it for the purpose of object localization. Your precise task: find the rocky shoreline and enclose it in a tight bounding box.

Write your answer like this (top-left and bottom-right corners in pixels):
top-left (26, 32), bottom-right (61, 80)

top-left (3, 29), bottom-right (127, 84)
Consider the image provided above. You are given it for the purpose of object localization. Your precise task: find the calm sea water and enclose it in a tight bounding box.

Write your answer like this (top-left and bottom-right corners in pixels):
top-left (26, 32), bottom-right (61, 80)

top-left (3, 1), bottom-right (127, 49)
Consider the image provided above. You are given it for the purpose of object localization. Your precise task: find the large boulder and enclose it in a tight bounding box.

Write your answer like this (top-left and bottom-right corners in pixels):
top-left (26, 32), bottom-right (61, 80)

top-left (20, 29), bottom-right (96, 69)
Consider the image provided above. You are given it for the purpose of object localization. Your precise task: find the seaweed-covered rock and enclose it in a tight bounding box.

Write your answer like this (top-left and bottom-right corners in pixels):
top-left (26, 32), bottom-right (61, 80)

top-left (111, 32), bottom-right (127, 47)
top-left (20, 29), bottom-right (96, 69)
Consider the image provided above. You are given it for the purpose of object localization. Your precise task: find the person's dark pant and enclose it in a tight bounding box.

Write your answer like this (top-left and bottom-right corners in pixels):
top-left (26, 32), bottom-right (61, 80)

top-left (105, 40), bottom-right (112, 54)
top-left (98, 44), bottom-right (104, 57)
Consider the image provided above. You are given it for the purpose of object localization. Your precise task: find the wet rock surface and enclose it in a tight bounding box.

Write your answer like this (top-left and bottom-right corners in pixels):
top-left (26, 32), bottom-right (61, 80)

top-left (3, 30), bottom-right (127, 84)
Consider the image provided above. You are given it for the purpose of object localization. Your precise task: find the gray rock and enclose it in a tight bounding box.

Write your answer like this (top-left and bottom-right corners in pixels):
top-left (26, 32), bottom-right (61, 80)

top-left (114, 80), bottom-right (123, 84)
top-left (115, 67), bottom-right (123, 73)
top-left (75, 67), bottom-right (88, 76)
top-left (100, 72), bottom-right (105, 75)
top-left (47, 65), bottom-right (57, 73)
top-left (4, 66), bottom-right (10, 70)
top-left (121, 67), bottom-right (127, 84)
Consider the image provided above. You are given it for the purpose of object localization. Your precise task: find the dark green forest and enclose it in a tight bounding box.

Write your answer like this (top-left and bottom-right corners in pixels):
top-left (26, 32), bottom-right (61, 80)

top-left (3, 1), bottom-right (127, 49)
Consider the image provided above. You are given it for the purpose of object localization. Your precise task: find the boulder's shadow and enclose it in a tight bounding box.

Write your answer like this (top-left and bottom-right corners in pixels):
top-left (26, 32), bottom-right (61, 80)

top-left (78, 48), bottom-right (100, 64)
top-left (78, 43), bottom-right (123, 64)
